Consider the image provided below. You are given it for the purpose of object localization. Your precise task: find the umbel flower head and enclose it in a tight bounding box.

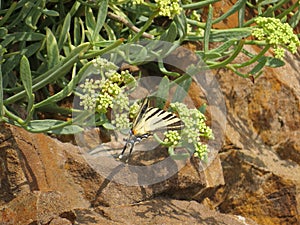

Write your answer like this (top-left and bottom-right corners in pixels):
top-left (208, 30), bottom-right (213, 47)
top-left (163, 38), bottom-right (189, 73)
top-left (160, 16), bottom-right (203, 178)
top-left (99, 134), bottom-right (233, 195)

top-left (164, 102), bottom-right (214, 160)
top-left (155, 0), bottom-right (182, 18)
top-left (79, 58), bottom-right (136, 129)
top-left (133, 0), bottom-right (182, 18)
top-left (252, 17), bottom-right (300, 59)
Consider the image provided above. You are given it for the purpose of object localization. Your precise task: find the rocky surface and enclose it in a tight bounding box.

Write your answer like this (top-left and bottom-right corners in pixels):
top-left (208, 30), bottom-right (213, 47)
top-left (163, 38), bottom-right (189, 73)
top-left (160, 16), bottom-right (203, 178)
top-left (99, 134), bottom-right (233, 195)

top-left (1, 51), bottom-right (300, 224)
top-left (0, 123), bottom-right (250, 225)
top-left (1, 48), bottom-right (300, 224)
top-left (210, 51), bottom-right (300, 225)
top-left (1, 16), bottom-right (300, 225)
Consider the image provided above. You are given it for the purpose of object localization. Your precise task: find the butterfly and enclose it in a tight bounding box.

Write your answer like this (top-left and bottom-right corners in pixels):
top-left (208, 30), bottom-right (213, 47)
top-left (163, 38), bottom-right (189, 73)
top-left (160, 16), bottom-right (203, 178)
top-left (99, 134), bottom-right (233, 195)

top-left (119, 98), bottom-right (183, 160)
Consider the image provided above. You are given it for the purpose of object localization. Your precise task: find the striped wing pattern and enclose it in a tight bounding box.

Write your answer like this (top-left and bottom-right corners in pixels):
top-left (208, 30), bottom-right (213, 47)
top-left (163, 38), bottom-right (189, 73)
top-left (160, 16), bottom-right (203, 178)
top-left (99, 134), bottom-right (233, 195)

top-left (119, 98), bottom-right (183, 160)
top-left (133, 107), bottom-right (182, 136)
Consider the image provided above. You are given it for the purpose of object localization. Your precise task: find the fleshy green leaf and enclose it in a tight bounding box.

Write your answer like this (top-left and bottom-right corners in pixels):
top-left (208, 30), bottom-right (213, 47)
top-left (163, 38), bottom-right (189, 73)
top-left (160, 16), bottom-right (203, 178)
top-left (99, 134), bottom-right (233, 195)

top-left (0, 27), bottom-right (8, 38)
top-left (103, 122), bottom-right (116, 130)
top-left (42, 9), bottom-right (59, 17)
top-left (46, 28), bottom-right (59, 69)
top-left (20, 55), bottom-right (34, 122)
top-left (198, 103), bottom-right (207, 114)
top-left (85, 7), bottom-right (97, 42)
top-left (250, 57), bottom-right (267, 75)
top-left (20, 55), bottom-right (33, 100)
top-left (168, 147), bottom-right (190, 160)
top-left (58, 13), bottom-right (71, 50)
top-left (25, 0), bottom-right (45, 29)
top-left (92, 0), bottom-right (108, 41)
top-left (160, 22), bottom-right (178, 42)
top-left (156, 76), bottom-right (170, 108)
top-left (174, 11), bottom-right (187, 41)
top-left (49, 125), bottom-right (84, 134)
top-left (172, 77), bottom-right (191, 103)
top-left (27, 119), bottom-right (83, 134)
top-left (204, 5), bottom-right (213, 52)
top-left (264, 57), bottom-right (285, 68)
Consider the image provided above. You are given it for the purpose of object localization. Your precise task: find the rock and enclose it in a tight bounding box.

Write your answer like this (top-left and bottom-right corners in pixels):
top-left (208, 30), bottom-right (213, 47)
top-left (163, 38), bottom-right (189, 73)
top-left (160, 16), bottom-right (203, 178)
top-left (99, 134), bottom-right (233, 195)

top-left (207, 51), bottom-right (300, 224)
top-left (95, 198), bottom-right (258, 225)
top-left (216, 148), bottom-right (300, 225)
top-left (65, 137), bottom-right (224, 206)
top-left (1, 191), bottom-right (78, 225)
top-left (0, 123), bottom-right (226, 224)
top-left (49, 217), bottom-right (72, 225)
top-left (0, 123), bottom-right (89, 207)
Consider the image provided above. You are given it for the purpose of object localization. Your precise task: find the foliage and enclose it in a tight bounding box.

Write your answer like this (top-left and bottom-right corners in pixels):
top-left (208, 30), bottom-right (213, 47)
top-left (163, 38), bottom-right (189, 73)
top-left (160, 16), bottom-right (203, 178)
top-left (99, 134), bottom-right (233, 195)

top-left (0, 0), bottom-right (299, 159)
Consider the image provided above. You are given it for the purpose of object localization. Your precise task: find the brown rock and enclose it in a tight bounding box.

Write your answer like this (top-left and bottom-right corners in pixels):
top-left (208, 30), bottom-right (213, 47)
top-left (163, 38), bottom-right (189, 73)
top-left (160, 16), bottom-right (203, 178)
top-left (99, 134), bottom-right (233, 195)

top-left (0, 123), bottom-right (226, 224)
top-left (49, 217), bottom-right (72, 225)
top-left (209, 51), bottom-right (300, 225)
top-left (216, 148), bottom-right (300, 225)
top-left (96, 198), bottom-right (258, 225)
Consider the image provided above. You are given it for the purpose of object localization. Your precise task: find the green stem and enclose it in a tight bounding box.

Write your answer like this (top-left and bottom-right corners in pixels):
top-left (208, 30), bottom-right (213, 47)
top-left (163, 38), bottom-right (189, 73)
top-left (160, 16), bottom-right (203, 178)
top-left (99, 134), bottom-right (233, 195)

top-left (171, 73), bottom-right (192, 88)
top-left (277, 1), bottom-right (299, 21)
top-left (187, 18), bottom-right (206, 29)
top-left (231, 45), bottom-right (270, 68)
top-left (243, 0), bottom-right (288, 27)
top-left (226, 65), bottom-right (249, 78)
top-left (208, 39), bottom-right (245, 69)
top-left (35, 61), bottom-right (94, 108)
top-left (81, 38), bottom-right (124, 59)
top-left (182, 0), bottom-right (220, 9)
top-left (130, 11), bottom-right (158, 43)
top-left (263, 0), bottom-right (288, 16)
top-left (4, 106), bottom-right (25, 125)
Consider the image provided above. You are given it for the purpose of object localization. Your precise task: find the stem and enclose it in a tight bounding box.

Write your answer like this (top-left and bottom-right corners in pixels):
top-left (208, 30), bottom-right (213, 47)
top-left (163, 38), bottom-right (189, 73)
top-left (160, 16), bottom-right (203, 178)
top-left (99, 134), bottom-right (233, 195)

top-left (187, 18), bottom-right (206, 29)
top-left (81, 38), bottom-right (124, 59)
top-left (277, 1), bottom-right (300, 21)
top-left (171, 73), bottom-right (192, 88)
top-left (107, 12), bottom-right (154, 39)
top-left (243, 0), bottom-right (288, 27)
top-left (4, 106), bottom-right (25, 125)
top-left (231, 45), bottom-right (270, 68)
top-left (130, 11), bottom-right (158, 43)
top-left (226, 65), bottom-right (249, 78)
top-left (208, 39), bottom-right (245, 69)
top-left (182, 0), bottom-right (220, 9)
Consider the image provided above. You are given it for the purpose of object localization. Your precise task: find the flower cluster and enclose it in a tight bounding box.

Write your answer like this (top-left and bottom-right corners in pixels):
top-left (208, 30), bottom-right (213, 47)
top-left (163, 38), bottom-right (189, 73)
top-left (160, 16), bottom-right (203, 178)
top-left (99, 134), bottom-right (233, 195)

top-left (163, 130), bottom-right (181, 146)
top-left (169, 102), bottom-right (213, 160)
top-left (112, 113), bottom-right (130, 130)
top-left (132, 0), bottom-right (182, 18)
top-left (252, 17), bottom-right (300, 59)
top-left (132, 0), bottom-right (144, 4)
top-left (79, 58), bottom-right (136, 130)
top-left (155, 0), bottom-right (182, 18)
top-left (129, 101), bottom-right (140, 119)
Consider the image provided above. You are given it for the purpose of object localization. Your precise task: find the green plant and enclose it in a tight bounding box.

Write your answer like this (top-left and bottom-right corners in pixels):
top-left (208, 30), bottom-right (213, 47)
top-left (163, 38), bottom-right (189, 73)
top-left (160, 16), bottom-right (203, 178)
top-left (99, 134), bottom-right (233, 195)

top-left (0, 0), bottom-right (299, 159)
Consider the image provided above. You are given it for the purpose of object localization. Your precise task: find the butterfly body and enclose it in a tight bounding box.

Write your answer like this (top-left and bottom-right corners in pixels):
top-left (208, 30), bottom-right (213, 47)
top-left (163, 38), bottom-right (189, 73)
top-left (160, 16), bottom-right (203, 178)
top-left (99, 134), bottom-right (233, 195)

top-left (119, 98), bottom-right (183, 160)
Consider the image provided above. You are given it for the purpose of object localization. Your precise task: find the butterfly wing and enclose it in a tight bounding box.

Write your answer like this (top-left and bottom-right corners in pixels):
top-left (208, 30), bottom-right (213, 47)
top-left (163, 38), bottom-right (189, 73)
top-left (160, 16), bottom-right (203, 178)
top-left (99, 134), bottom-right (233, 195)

top-left (132, 106), bottom-right (183, 136)
top-left (132, 98), bottom-right (150, 128)
top-left (120, 98), bottom-right (183, 161)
